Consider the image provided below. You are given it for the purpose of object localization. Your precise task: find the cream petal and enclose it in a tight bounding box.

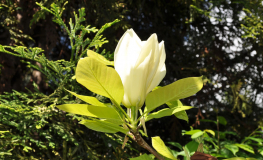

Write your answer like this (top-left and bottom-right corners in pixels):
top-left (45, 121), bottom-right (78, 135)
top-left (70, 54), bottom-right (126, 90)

top-left (146, 41), bottom-right (166, 94)
top-left (122, 52), bottom-right (152, 108)
top-left (114, 29), bottom-right (142, 83)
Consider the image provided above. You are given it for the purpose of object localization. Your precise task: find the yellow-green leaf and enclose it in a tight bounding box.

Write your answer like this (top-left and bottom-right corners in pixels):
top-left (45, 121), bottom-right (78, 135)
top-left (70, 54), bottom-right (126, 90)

top-left (166, 100), bottom-right (189, 123)
top-left (87, 50), bottom-right (114, 66)
top-left (145, 77), bottom-right (203, 113)
top-left (145, 106), bottom-right (192, 122)
top-left (76, 57), bottom-right (124, 104)
top-left (80, 119), bottom-right (128, 134)
top-left (204, 129), bottom-right (215, 136)
top-left (152, 136), bottom-right (177, 160)
top-left (66, 89), bottom-right (105, 107)
top-left (56, 104), bottom-right (121, 121)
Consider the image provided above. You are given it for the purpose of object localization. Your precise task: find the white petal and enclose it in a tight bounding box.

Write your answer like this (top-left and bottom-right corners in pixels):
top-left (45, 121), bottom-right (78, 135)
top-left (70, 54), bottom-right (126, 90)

top-left (146, 41), bottom-right (166, 94)
top-left (114, 29), bottom-right (142, 83)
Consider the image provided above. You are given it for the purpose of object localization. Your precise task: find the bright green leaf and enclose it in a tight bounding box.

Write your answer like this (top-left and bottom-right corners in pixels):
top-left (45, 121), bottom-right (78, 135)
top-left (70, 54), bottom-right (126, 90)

top-left (145, 106), bottom-right (192, 122)
top-left (66, 89), bottom-right (106, 107)
top-left (145, 77), bottom-right (203, 113)
top-left (191, 131), bottom-right (204, 139)
top-left (244, 137), bottom-right (263, 143)
top-left (234, 144), bottom-right (254, 154)
top-left (224, 144), bottom-right (239, 156)
top-left (87, 50), bottom-right (114, 66)
top-left (217, 116), bottom-right (227, 126)
top-left (76, 57), bottom-right (124, 104)
top-left (56, 104), bottom-right (121, 121)
top-left (167, 100), bottom-right (189, 123)
top-left (152, 136), bottom-right (177, 160)
top-left (184, 129), bottom-right (202, 135)
top-left (80, 119), bottom-right (128, 134)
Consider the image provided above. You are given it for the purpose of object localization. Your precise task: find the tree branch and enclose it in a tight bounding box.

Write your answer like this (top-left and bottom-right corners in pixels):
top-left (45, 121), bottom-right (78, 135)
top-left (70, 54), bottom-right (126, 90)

top-left (131, 131), bottom-right (165, 160)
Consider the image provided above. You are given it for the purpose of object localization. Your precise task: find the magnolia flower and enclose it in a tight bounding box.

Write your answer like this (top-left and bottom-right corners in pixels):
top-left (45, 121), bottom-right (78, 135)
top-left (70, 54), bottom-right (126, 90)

top-left (114, 29), bottom-right (166, 108)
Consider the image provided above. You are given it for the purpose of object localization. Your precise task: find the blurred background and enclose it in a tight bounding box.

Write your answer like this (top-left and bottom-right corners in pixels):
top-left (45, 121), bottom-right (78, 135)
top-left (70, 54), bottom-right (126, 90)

top-left (0, 0), bottom-right (263, 159)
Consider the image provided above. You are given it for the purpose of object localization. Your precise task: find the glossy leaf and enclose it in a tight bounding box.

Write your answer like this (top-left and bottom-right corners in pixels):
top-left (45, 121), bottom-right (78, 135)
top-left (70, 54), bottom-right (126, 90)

top-left (66, 89), bottom-right (106, 107)
top-left (166, 100), bottom-right (189, 123)
top-left (152, 136), bottom-right (177, 160)
top-left (56, 104), bottom-right (121, 121)
top-left (224, 144), bottom-right (239, 156)
top-left (145, 76), bottom-right (203, 113)
top-left (87, 50), bottom-right (114, 66)
top-left (80, 119), bottom-right (128, 134)
top-left (76, 57), bottom-right (124, 104)
top-left (145, 106), bottom-right (192, 122)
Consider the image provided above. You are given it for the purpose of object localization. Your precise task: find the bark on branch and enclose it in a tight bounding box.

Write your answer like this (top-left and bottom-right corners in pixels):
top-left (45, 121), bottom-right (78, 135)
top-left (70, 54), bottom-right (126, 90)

top-left (131, 131), bottom-right (165, 160)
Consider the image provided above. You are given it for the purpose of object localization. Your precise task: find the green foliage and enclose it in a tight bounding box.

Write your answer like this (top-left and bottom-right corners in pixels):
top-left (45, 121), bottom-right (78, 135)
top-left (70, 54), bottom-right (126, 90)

top-left (0, 1), bottom-right (136, 159)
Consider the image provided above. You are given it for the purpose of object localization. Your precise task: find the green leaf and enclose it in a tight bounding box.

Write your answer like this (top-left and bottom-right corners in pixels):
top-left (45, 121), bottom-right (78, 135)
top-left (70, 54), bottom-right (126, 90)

top-left (65, 89), bottom-right (106, 107)
top-left (145, 77), bottom-right (203, 113)
top-left (204, 129), bottom-right (215, 136)
top-left (217, 116), bottom-right (227, 126)
top-left (167, 142), bottom-right (183, 150)
top-left (166, 100), bottom-right (189, 123)
top-left (129, 154), bottom-right (154, 160)
top-left (184, 140), bottom-right (199, 155)
top-left (152, 136), bottom-right (177, 160)
top-left (244, 137), bottom-right (263, 143)
top-left (76, 57), bottom-right (124, 104)
top-left (56, 104), bottom-right (121, 121)
top-left (191, 131), bottom-right (204, 139)
top-left (184, 129), bottom-right (202, 135)
top-left (224, 144), bottom-right (239, 156)
top-left (234, 144), bottom-right (254, 154)
top-left (145, 106), bottom-right (192, 122)
top-left (80, 119), bottom-right (128, 134)
top-left (87, 50), bottom-right (114, 66)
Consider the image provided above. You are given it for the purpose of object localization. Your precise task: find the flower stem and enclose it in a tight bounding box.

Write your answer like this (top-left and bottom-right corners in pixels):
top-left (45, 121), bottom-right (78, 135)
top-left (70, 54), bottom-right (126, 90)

top-left (131, 131), bottom-right (165, 160)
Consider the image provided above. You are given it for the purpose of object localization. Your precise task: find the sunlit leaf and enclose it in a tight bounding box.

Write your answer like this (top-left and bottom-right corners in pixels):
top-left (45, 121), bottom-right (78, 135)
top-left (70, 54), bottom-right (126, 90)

top-left (204, 129), bottom-right (215, 136)
top-left (191, 131), bottom-right (204, 139)
top-left (145, 77), bottom-right (203, 113)
top-left (145, 106), bottom-right (192, 122)
top-left (76, 57), bottom-right (124, 104)
top-left (87, 50), bottom-right (114, 66)
top-left (166, 100), bottom-right (189, 123)
top-left (152, 136), bottom-right (177, 160)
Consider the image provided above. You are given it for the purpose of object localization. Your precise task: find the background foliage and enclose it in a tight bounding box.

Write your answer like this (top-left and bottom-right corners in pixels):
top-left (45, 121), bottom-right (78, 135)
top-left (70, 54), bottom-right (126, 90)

top-left (0, 0), bottom-right (263, 159)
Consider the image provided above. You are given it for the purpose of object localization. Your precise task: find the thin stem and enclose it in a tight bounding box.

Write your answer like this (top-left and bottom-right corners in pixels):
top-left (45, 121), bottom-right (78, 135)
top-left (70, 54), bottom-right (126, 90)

top-left (217, 117), bottom-right (220, 152)
top-left (131, 131), bottom-right (164, 160)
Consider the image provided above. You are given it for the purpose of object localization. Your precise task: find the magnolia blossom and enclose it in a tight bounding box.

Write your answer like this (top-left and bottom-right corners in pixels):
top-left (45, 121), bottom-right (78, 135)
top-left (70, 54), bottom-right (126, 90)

top-left (114, 29), bottom-right (166, 108)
